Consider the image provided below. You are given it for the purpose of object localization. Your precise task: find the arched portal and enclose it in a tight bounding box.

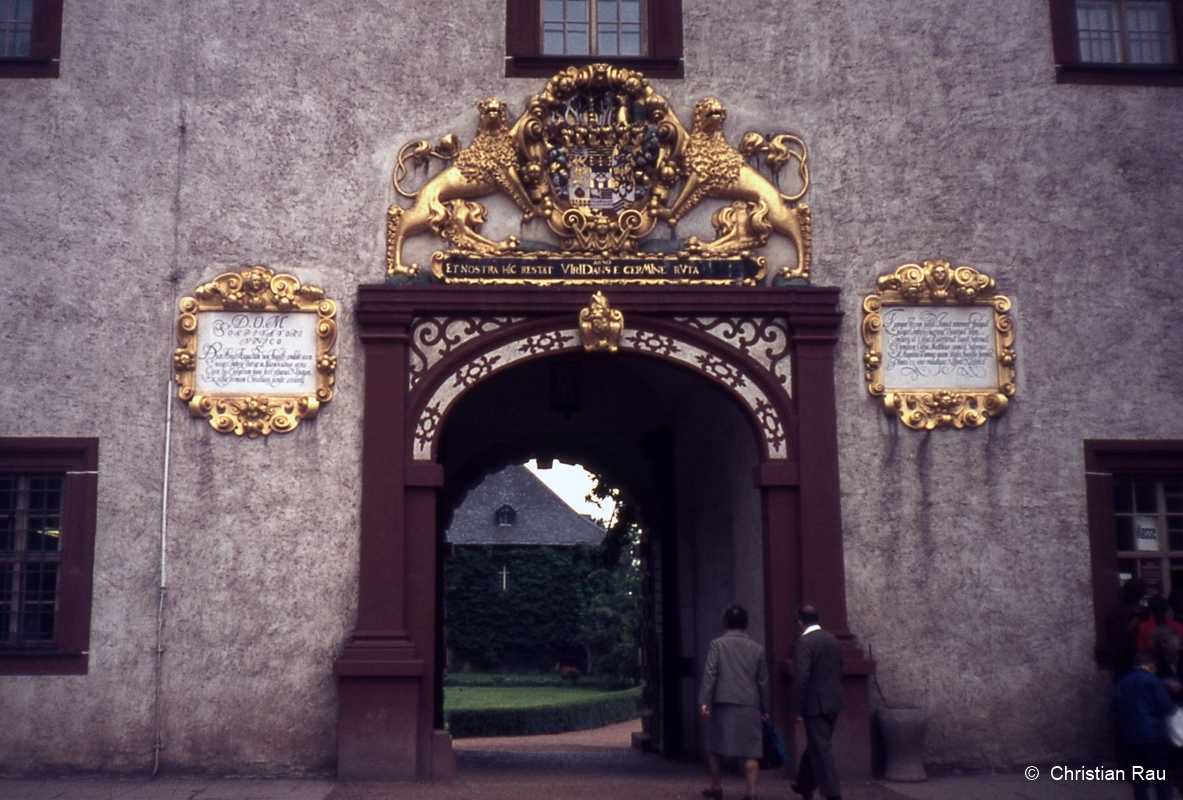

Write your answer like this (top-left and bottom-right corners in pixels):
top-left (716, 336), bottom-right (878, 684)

top-left (438, 350), bottom-right (766, 758)
top-left (335, 285), bottom-right (873, 780)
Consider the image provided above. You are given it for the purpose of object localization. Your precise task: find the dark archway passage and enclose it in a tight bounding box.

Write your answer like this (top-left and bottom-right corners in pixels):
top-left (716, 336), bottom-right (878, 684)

top-left (335, 285), bottom-right (872, 781)
top-left (436, 351), bottom-right (764, 758)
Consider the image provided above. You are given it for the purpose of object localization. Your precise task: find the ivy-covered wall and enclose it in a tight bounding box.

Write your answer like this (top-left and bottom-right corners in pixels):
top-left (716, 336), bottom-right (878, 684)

top-left (444, 542), bottom-right (639, 679)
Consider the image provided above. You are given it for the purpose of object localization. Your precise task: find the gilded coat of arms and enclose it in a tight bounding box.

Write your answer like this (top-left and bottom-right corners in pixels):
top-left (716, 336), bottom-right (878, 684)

top-left (387, 65), bottom-right (811, 285)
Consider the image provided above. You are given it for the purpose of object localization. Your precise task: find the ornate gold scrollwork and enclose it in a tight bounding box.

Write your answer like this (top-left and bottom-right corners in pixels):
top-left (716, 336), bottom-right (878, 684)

top-left (862, 260), bottom-right (1016, 430)
top-left (578, 292), bottom-right (624, 353)
top-left (386, 64), bottom-right (811, 283)
top-left (174, 266), bottom-right (337, 437)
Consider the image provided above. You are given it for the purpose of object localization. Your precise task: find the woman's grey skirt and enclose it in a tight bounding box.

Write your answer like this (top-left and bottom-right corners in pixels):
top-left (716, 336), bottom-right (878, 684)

top-left (707, 703), bottom-right (763, 758)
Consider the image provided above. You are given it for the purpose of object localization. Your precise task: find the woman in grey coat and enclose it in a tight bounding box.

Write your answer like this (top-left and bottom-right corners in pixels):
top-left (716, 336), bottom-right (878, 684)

top-left (698, 605), bottom-right (771, 800)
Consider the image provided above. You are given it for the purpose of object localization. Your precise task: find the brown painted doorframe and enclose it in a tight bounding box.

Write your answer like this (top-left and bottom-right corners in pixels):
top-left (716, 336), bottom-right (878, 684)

top-left (336, 285), bottom-right (873, 780)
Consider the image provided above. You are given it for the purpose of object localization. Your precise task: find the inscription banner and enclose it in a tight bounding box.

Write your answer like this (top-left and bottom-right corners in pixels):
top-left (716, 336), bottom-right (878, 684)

top-left (433, 254), bottom-right (764, 285)
top-left (879, 306), bottom-right (998, 391)
top-left (195, 312), bottom-right (319, 395)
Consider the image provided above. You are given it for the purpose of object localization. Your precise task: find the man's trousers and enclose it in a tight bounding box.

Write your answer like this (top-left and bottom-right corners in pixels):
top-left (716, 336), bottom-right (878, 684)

top-left (795, 713), bottom-right (841, 799)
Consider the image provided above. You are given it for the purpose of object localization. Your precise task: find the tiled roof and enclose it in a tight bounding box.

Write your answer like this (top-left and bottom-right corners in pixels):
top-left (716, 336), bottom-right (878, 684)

top-left (446, 464), bottom-right (606, 545)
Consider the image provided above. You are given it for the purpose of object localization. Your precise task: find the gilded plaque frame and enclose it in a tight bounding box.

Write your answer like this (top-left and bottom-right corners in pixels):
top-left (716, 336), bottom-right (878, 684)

top-left (862, 260), bottom-right (1016, 430)
top-left (174, 266), bottom-right (338, 438)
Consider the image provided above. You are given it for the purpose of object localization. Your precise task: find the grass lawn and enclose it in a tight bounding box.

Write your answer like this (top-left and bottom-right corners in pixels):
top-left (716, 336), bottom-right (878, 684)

top-left (444, 685), bottom-right (627, 712)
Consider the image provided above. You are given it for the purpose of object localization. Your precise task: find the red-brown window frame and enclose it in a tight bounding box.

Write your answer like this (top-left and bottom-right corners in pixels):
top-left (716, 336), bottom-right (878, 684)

top-left (0, 0), bottom-right (63, 79)
top-left (506, 0), bottom-right (683, 78)
top-left (0, 438), bottom-right (98, 675)
top-left (1050, 0), bottom-right (1183, 85)
top-left (1085, 440), bottom-right (1183, 671)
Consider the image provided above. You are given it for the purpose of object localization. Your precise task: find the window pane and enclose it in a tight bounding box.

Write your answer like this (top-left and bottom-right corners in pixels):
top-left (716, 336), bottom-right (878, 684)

top-left (1137, 515), bottom-right (1161, 551)
top-left (599, 24), bottom-right (618, 55)
top-left (569, 0), bottom-right (588, 23)
top-left (0, 476), bottom-right (14, 552)
top-left (25, 476), bottom-right (62, 553)
top-left (1167, 483), bottom-right (1183, 513)
top-left (21, 561), bottom-right (57, 643)
top-left (544, 0), bottom-right (565, 21)
top-left (1114, 481), bottom-right (1135, 513)
top-left (1119, 557), bottom-right (1138, 584)
top-left (621, 25), bottom-right (642, 56)
top-left (1117, 515), bottom-right (1136, 551)
top-left (1140, 557), bottom-right (1165, 593)
top-left (1171, 558), bottom-right (1183, 596)
top-left (1078, 0), bottom-right (1122, 62)
top-left (1, 22), bottom-right (30, 58)
top-left (621, 0), bottom-right (642, 23)
top-left (1127, 2), bottom-right (1175, 63)
top-left (0, 0), bottom-right (33, 58)
top-left (543, 24), bottom-right (565, 54)
top-left (1135, 480), bottom-right (1158, 513)
top-left (568, 25), bottom-right (589, 55)
top-left (1169, 516), bottom-right (1183, 551)
top-left (600, 0), bottom-right (618, 23)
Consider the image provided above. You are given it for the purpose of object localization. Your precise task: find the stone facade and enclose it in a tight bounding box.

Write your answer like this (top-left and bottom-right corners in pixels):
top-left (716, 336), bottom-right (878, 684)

top-left (1, 0), bottom-right (1182, 778)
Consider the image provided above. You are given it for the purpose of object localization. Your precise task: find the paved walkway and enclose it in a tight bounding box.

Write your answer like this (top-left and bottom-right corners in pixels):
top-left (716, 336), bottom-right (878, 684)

top-left (0, 721), bottom-right (1151, 800)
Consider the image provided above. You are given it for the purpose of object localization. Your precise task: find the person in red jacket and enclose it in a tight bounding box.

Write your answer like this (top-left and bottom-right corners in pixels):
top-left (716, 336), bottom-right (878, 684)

top-left (1136, 595), bottom-right (1183, 696)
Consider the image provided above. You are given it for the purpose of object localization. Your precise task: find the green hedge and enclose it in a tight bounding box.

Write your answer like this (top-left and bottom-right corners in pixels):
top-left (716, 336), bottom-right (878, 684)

top-left (446, 687), bottom-right (642, 738)
top-left (444, 671), bottom-right (634, 689)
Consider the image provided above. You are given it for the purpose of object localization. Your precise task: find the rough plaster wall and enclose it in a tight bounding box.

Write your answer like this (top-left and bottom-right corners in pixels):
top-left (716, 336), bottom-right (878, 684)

top-left (1, 0), bottom-right (1181, 775)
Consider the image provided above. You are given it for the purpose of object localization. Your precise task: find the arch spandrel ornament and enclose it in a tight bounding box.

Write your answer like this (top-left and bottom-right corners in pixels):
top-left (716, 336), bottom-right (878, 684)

top-left (385, 64), bottom-right (812, 284)
top-left (408, 302), bottom-right (792, 462)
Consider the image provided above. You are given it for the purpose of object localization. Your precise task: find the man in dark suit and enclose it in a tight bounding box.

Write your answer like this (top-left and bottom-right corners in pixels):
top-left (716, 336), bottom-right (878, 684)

top-left (789, 603), bottom-right (845, 800)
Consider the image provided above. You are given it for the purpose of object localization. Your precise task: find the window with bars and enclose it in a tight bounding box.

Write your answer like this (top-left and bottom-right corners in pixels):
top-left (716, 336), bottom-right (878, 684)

top-left (0, 0), bottom-right (61, 78)
top-left (506, 0), bottom-right (682, 78)
top-left (0, 474), bottom-right (64, 649)
top-left (1050, 0), bottom-right (1183, 84)
top-left (0, 438), bottom-right (97, 675)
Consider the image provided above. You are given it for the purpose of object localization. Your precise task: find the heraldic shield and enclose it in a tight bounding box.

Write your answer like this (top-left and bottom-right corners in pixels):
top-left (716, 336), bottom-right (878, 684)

top-left (386, 64), bottom-right (812, 285)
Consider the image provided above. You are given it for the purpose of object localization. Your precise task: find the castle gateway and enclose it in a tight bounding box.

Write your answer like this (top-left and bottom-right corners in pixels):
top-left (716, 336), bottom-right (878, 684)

top-left (333, 65), bottom-right (874, 780)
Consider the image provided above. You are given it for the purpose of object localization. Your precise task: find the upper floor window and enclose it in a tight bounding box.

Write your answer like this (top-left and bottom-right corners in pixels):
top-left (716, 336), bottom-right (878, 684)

top-left (1077, 0), bottom-right (1175, 63)
top-left (0, 0), bottom-right (62, 78)
top-left (1050, 0), bottom-right (1183, 84)
top-left (544, 0), bottom-right (644, 57)
top-left (507, 0), bottom-right (682, 78)
top-left (0, 438), bottom-right (98, 675)
top-left (495, 505), bottom-right (517, 526)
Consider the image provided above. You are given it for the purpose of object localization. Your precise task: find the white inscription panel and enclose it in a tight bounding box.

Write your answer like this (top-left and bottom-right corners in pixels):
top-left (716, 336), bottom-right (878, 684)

top-left (195, 312), bottom-right (319, 395)
top-left (880, 306), bottom-right (997, 391)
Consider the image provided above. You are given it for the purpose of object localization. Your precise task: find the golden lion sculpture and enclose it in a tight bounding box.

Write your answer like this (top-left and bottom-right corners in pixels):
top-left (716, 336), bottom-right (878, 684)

top-left (662, 97), bottom-right (811, 278)
top-left (386, 98), bottom-right (535, 277)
